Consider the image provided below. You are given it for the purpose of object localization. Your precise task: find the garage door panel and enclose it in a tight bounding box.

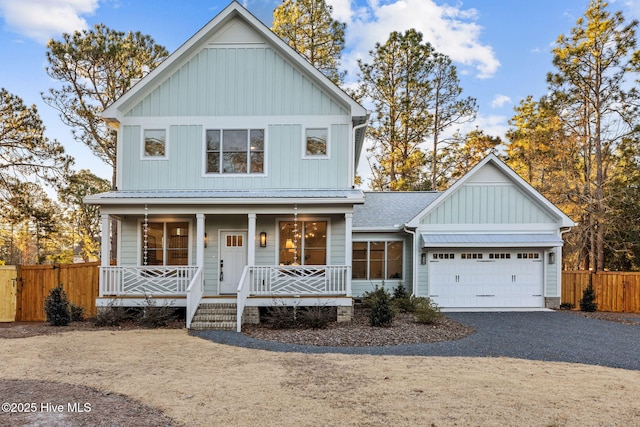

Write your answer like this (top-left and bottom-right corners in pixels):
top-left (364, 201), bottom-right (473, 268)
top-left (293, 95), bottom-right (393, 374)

top-left (428, 250), bottom-right (544, 308)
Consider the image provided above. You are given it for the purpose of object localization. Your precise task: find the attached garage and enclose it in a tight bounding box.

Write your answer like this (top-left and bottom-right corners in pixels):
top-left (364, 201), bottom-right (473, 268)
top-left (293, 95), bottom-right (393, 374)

top-left (422, 233), bottom-right (564, 309)
top-left (427, 249), bottom-right (544, 308)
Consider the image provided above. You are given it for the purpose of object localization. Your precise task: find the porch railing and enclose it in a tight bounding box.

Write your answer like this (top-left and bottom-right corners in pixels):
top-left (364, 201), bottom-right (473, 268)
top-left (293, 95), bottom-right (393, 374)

top-left (250, 265), bottom-right (350, 295)
top-left (185, 266), bottom-right (204, 329)
top-left (100, 266), bottom-right (200, 296)
top-left (236, 265), bottom-right (351, 332)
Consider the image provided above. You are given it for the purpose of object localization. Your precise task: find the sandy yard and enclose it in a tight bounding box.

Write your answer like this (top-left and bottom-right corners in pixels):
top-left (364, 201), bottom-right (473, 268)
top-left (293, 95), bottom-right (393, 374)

top-left (1, 329), bottom-right (639, 426)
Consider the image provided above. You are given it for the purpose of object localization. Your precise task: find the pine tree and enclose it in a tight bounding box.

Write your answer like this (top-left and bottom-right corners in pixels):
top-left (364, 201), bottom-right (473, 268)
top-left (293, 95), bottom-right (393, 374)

top-left (272, 0), bottom-right (346, 85)
top-left (44, 285), bottom-right (71, 326)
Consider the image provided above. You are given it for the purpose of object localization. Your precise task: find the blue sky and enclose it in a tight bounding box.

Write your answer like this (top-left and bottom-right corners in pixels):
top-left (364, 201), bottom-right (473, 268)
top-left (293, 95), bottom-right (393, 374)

top-left (1, 0), bottom-right (639, 185)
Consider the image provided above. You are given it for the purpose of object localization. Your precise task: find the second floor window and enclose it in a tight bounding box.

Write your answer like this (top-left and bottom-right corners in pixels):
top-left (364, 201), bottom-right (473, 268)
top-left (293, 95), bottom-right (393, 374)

top-left (143, 129), bottom-right (166, 158)
top-left (206, 129), bottom-right (264, 174)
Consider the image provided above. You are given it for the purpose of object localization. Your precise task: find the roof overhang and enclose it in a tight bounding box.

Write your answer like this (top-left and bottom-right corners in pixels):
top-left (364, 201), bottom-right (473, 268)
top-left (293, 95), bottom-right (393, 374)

top-left (421, 233), bottom-right (565, 248)
top-left (84, 189), bottom-right (365, 206)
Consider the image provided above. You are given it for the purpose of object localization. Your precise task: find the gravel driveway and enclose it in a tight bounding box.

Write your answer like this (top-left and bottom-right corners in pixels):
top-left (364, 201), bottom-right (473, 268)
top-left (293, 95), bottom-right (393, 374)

top-left (194, 311), bottom-right (640, 370)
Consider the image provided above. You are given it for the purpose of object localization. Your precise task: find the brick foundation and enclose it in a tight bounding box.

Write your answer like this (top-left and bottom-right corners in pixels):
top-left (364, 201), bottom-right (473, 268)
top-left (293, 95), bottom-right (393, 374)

top-left (242, 306), bottom-right (260, 324)
top-left (337, 305), bottom-right (353, 322)
top-left (545, 297), bottom-right (560, 309)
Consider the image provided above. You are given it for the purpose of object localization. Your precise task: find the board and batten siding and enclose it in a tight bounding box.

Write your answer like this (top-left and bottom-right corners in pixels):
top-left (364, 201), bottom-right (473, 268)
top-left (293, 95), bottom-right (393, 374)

top-left (120, 122), bottom-right (351, 190)
top-left (126, 47), bottom-right (348, 118)
top-left (420, 184), bottom-right (556, 225)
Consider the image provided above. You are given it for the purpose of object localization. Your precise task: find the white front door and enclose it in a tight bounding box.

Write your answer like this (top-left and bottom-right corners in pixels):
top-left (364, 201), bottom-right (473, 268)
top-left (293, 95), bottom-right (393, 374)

top-left (219, 231), bottom-right (248, 294)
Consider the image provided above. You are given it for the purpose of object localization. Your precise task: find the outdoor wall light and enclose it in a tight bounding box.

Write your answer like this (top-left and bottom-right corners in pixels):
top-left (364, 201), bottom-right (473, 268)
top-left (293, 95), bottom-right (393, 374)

top-left (204, 232), bottom-right (208, 248)
top-left (421, 252), bottom-right (427, 265)
top-left (260, 231), bottom-right (267, 248)
top-left (548, 251), bottom-right (556, 265)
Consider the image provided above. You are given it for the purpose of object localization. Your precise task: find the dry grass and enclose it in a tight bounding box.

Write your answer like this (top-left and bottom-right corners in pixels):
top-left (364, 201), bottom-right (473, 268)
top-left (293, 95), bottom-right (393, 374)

top-left (1, 329), bottom-right (639, 426)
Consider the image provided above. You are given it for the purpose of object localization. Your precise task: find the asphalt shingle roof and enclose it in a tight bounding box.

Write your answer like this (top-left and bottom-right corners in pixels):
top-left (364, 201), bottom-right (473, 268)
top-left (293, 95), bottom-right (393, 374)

top-left (353, 191), bottom-right (441, 229)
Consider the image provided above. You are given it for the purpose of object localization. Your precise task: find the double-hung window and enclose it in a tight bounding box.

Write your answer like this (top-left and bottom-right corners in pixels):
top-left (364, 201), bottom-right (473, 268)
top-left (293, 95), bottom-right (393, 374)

top-left (352, 241), bottom-right (403, 280)
top-left (142, 222), bottom-right (189, 266)
top-left (206, 129), bottom-right (264, 174)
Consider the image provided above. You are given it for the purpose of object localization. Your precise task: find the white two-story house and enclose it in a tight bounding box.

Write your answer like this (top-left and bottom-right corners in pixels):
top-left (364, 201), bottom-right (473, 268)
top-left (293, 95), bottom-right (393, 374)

top-left (86, 1), bottom-right (574, 331)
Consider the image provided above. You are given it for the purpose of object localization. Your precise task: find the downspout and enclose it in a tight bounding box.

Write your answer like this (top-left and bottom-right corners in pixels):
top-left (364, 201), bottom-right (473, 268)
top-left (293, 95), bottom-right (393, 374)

top-left (351, 118), bottom-right (370, 188)
top-left (403, 225), bottom-right (418, 297)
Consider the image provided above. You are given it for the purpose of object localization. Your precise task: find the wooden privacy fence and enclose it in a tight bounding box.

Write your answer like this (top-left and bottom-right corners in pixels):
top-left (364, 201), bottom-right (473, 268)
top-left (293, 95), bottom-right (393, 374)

top-left (0, 266), bottom-right (18, 322)
top-left (14, 262), bottom-right (100, 322)
top-left (562, 271), bottom-right (640, 313)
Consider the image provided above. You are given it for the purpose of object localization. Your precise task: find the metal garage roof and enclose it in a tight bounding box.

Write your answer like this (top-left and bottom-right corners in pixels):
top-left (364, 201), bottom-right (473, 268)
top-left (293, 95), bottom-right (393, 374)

top-left (421, 233), bottom-right (564, 247)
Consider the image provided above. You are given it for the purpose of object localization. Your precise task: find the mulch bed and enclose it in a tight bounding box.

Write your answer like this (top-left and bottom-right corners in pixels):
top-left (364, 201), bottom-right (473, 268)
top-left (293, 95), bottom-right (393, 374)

top-left (241, 306), bottom-right (475, 346)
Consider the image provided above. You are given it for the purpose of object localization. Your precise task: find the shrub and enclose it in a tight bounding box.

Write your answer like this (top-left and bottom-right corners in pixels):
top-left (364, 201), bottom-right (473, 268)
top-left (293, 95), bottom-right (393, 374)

top-left (579, 285), bottom-right (598, 312)
top-left (410, 296), bottom-right (443, 324)
top-left (299, 305), bottom-right (334, 329)
top-left (69, 303), bottom-right (85, 322)
top-left (92, 299), bottom-right (132, 327)
top-left (559, 302), bottom-right (575, 310)
top-left (367, 285), bottom-right (395, 327)
top-left (262, 303), bottom-right (297, 329)
top-left (392, 283), bottom-right (413, 313)
top-left (44, 284), bottom-right (71, 326)
top-left (136, 295), bottom-right (177, 328)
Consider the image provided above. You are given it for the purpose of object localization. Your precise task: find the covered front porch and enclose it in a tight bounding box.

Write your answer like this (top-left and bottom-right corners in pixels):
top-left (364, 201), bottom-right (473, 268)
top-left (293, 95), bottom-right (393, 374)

top-left (97, 263), bottom-right (352, 330)
top-left (89, 190), bottom-right (364, 330)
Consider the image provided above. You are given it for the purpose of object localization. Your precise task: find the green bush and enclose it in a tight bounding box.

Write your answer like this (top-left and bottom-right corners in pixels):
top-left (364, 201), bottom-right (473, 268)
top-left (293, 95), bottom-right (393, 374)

top-left (410, 296), bottom-right (443, 324)
top-left (393, 284), bottom-right (415, 313)
top-left (579, 285), bottom-right (598, 312)
top-left (367, 285), bottom-right (395, 327)
top-left (69, 303), bottom-right (85, 322)
top-left (44, 284), bottom-right (71, 326)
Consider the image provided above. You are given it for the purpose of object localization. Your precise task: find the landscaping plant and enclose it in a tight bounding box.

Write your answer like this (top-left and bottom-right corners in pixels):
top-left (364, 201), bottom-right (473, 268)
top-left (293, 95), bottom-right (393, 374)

top-left (579, 284), bottom-right (598, 312)
top-left (44, 284), bottom-right (71, 326)
top-left (366, 285), bottom-right (395, 327)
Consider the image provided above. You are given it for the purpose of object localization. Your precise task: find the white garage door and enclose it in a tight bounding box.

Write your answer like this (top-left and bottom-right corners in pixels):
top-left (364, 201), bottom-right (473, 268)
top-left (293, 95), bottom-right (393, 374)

top-left (428, 250), bottom-right (544, 308)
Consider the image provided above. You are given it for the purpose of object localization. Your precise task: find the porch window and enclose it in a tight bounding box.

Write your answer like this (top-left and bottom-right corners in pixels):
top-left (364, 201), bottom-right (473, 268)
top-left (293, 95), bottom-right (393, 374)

top-left (279, 221), bottom-right (327, 265)
top-left (205, 129), bottom-right (264, 174)
top-left (142, 222), bottom-right (189, 266)
top-left (352, 241), bottom-right (403, 280)
top-left (143, 129), bottom-right (167, 158)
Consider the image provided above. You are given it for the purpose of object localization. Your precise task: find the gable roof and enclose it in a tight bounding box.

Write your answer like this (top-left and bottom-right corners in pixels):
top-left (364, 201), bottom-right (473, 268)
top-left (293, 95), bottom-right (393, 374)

top-left (102, 1), bottom-right (368, 124)
top-left (405, 154), bottom-right (576, 228)
top-left (353, 191), bottom-right (441, 231)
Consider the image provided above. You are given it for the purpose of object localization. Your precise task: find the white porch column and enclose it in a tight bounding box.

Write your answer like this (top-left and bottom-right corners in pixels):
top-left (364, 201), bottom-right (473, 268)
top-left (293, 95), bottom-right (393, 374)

top-left (248, 213), bottom-right (256, 266)
top-left (345, 213), bottom-right (353, 296)
top-left (196, 214), bottom-right (205, 266)
top-left (101, 214), bottom-right (110, 267)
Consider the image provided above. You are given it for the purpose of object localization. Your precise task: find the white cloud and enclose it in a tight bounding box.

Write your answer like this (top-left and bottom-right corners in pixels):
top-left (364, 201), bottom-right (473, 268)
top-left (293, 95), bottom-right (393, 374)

top-left (0, 0), bottom-right (98, 44)
top-left (328, 0), bottom-right (500, 80)
top-left (491, 94), bottom-right (512, 108)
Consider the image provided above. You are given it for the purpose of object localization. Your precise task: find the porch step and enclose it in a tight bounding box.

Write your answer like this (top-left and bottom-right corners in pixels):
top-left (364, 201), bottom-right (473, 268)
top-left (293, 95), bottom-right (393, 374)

top-left (189, 303), bottom-right (237, 331)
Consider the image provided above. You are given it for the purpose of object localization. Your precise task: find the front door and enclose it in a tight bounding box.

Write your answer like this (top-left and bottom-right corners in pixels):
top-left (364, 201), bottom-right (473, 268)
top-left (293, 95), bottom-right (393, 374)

top-left (219, 231), bottom-right (248, 294)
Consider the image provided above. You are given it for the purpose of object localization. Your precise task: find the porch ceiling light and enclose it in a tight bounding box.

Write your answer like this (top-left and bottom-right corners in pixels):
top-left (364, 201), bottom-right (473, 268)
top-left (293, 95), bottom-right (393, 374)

top-left (260, 231), bottom-right (267, 248)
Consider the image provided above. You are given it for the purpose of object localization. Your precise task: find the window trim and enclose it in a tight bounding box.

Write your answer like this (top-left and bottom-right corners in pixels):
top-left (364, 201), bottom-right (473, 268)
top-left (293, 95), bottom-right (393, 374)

top-left (302, 126), bottom-right (330, 159)
top-left (203, 128), bottom-right (266, 176)
top-left (138, 219), bottom-right (192, 266)
top-left (141, 128), bottom-right (168, 160)
top-left (352, 240), bottom-right (404, 281)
